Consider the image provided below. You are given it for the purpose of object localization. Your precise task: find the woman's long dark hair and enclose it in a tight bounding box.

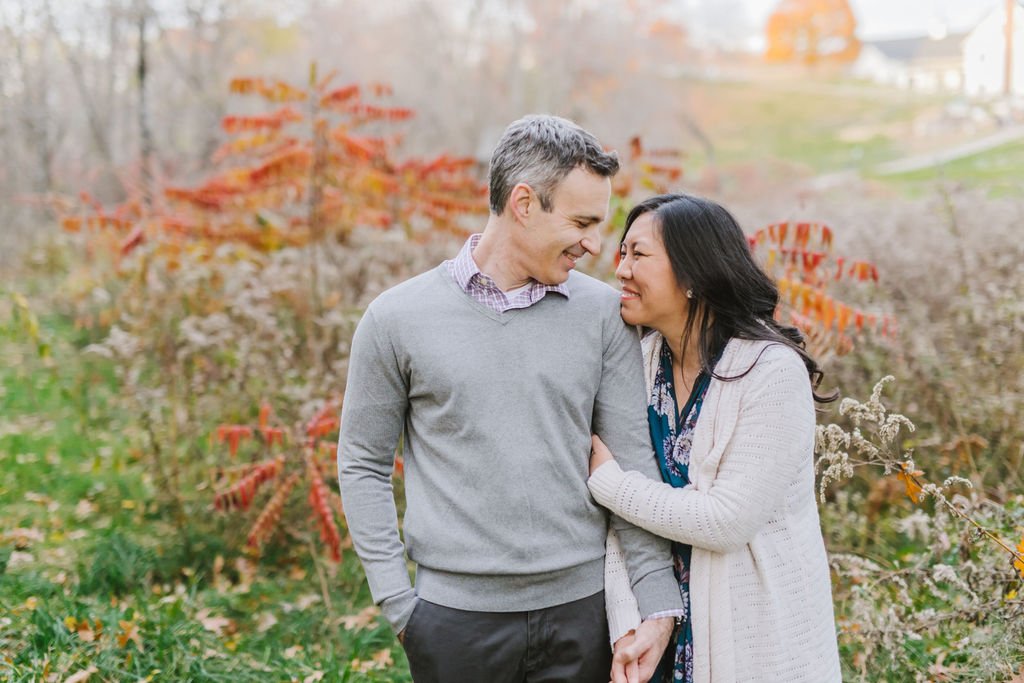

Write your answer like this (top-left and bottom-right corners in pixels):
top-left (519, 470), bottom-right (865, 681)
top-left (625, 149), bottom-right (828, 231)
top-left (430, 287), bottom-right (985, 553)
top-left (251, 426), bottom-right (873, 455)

top-left (623, 193), bottom-right (837, 403)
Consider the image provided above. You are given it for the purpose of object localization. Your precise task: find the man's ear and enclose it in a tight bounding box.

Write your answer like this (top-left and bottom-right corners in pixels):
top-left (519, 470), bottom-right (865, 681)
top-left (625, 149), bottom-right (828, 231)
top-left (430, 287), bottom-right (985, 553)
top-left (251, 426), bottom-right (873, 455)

top-left (509, 183), bottom-right (534, 225)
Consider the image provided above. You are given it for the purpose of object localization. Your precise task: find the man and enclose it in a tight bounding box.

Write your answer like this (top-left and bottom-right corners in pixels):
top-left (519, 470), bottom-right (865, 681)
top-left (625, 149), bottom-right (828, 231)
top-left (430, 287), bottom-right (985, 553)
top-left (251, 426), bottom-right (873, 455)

top-left (338, 115), bottom-right (682, 682)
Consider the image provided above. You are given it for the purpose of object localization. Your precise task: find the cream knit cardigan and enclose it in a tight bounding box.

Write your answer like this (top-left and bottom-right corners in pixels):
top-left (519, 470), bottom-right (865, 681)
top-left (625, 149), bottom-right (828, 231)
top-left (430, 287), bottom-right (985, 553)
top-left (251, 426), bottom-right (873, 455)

top-left (590, 334), bottom-right (841, 683)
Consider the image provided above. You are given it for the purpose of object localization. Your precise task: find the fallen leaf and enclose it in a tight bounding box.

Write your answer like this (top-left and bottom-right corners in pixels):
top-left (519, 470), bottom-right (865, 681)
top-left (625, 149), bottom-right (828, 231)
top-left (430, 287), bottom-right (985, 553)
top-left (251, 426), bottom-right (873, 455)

top-left (76, 620), bottom-right (96, 642)
top-left (117, 620), bottom-right (144, 651)
top-left (234, 557), bottom-right (256, 592)
top-left (9, 551), bottom-right (36, 570)
top-left (303, 673), bottom-right (324, 683)
top-left (196, 609), bottom-right (234, 636)
top-left (74, 500), bottom-right (97, 519)
top-left (283, 644), bottom-right (304, 659)
top-left (5, 527), bottom-right (44, 548)
top-left (337, 605), bottom-right (380, 631)
top-left (255, 612), bottom-right (278, 633)
top-left (295, 594), bottom-right (320, 611)
top-left (352, 648), bottom-right (394, 672)
top-left (63, 667), bottom-right (98, 683)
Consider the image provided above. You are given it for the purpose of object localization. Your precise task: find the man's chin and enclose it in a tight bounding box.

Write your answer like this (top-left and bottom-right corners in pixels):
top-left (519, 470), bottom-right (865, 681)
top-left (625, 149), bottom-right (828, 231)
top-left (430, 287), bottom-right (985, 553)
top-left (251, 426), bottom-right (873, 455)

top-left (536, 271), bottom-right (570, 286)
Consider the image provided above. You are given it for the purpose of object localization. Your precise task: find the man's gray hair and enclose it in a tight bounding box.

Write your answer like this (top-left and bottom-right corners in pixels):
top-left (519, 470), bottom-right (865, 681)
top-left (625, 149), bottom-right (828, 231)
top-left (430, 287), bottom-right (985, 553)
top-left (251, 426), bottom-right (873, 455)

top-left (488, 115), bottom-right (620, 215)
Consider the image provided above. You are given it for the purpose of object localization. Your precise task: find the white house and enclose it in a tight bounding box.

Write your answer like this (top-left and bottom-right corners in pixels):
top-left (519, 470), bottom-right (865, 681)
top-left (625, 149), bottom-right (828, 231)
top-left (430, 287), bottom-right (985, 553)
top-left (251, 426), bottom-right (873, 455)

top-left (852, 34), bottom-right (965, 93)
top-left (963, 1), bottom-right (1024, 97)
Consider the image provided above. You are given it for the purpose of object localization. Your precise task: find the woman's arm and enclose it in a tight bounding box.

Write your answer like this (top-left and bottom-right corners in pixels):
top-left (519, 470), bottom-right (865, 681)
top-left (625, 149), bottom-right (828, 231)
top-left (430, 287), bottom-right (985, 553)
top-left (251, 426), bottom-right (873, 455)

top-left (604, 527), bottom-right (642, 645)
top-left (589, 347), bottom-right (814, 554)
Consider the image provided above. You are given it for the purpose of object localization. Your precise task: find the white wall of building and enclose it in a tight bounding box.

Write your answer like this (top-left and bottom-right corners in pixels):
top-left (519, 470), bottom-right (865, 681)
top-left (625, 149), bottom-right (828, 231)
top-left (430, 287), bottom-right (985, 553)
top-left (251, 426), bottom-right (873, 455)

top-left (964, 2), bottom-right (1024, 97)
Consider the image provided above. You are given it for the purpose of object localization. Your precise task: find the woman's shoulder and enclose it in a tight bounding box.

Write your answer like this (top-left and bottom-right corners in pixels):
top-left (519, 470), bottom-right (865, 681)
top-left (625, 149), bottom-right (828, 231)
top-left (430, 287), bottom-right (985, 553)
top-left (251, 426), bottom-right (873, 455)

top-left (719, 338), bottom-right (809, 384)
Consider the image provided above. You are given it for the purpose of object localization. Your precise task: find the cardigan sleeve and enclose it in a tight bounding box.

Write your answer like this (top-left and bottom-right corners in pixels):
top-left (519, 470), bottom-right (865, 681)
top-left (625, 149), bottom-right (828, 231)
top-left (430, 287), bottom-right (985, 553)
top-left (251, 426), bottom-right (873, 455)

top-left (588, 346), bottom-right (814, 555)
top-left (604, 527), bottom-right (642, 646)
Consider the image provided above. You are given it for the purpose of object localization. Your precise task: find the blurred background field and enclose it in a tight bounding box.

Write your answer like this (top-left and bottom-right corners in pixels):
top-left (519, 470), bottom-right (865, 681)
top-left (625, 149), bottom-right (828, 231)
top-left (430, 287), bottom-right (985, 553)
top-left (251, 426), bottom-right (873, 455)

top-left (1, 1), bottom-right (1023, 681)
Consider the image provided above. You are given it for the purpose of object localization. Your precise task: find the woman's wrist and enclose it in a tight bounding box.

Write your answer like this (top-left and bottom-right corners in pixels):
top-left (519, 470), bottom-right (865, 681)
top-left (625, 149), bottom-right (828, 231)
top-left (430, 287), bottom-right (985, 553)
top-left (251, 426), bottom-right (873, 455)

top-left (587, 459), bottom-right (623, 504)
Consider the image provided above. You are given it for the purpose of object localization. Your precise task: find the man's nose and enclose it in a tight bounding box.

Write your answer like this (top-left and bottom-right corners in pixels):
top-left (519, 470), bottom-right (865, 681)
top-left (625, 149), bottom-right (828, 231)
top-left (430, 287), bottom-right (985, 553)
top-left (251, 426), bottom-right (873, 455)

top-left (580, 225), bottom-right (601, 257)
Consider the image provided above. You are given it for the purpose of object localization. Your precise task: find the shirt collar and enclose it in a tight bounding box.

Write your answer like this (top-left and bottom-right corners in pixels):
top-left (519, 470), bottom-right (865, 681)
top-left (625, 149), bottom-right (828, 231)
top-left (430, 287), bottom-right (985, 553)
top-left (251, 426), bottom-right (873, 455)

top-left (450, 234), bottom-right (571, 299)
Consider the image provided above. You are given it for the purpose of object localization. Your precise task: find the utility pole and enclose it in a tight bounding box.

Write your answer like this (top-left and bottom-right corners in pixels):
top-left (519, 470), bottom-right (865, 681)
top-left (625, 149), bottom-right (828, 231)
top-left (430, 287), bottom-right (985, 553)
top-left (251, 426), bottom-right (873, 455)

top-left (1006, 0), bottom-right (1016, 96)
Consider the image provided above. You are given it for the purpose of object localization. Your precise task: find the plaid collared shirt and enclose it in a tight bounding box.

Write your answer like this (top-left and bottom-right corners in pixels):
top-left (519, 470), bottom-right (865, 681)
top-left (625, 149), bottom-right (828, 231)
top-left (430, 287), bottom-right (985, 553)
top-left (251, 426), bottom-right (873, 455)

top-left (444, 234), bottom-right (571, 312)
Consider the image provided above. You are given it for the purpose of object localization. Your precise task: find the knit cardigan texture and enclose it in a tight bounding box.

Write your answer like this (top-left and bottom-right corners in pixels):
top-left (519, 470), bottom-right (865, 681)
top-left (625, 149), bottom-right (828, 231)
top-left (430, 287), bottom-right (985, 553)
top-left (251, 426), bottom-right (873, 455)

top-left (591, 334), bottom-right (842, 683)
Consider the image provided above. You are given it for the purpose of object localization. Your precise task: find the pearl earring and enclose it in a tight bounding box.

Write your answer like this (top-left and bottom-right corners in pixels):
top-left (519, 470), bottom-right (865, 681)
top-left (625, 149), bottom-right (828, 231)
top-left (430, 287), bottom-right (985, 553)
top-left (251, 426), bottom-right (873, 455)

top-left (686, 289), bottom-right (694, 299)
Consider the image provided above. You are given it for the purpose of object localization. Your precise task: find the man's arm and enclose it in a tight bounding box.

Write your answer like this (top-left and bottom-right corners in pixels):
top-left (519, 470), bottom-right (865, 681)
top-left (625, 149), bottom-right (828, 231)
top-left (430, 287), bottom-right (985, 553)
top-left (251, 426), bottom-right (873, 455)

top-left (337, 307), bottom-right (416, 634)
top-left (593, 314), bottom-right (684, 618)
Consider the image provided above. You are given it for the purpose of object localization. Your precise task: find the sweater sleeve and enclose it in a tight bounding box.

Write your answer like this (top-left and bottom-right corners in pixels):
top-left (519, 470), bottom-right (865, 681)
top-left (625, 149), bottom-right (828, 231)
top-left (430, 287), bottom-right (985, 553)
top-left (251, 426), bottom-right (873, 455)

top-left (593, 314), bottom-right (683, 619)
top-left (337, 307), bottom-right (416, 633)
top-left (588, 346), bottom-right (814, 554)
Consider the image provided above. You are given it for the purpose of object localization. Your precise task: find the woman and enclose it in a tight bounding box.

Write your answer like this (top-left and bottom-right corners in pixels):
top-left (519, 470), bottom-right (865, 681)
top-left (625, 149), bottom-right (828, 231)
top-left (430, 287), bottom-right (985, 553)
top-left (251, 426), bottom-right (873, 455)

top-left (591, 194), bottom-right (842, 683)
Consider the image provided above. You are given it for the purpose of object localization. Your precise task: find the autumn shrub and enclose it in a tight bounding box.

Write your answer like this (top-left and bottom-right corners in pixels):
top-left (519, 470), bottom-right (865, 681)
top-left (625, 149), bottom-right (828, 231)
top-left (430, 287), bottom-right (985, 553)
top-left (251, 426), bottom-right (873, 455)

top-left (817, 376), bottom-right (1024, 681)
top-left (821, 187), bottom-right (1024, 493)
top-left (776, 186), bottom-right (1024, 680)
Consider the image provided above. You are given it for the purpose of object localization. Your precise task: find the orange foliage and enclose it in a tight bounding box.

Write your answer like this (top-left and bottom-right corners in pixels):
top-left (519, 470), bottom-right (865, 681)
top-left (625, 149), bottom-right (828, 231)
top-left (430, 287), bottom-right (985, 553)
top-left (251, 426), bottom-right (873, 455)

top-left (60, 66), bottom-right (486, 266)
top-left (208, 397), bottom-right (380, 562)
top-left (764, 0), bottom-right (860, 65)
top-left (306, 450), bottom-right (342, 562)
top-left (895, 462), bottom-right (925, 503)
top-left (213, 457), bottom-right (284, 511)
top-left (749, 220), bottom-right (891, 354)
top-left (214, 425), bottom-right (253, 457)
top-left (246, 471), bottom-right (301, 549)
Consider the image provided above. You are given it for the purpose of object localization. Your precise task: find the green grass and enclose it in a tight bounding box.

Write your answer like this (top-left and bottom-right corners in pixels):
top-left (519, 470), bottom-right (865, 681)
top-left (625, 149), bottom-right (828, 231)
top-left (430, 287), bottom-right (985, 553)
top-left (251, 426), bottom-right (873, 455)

top-left (0, 304), bottom-right (410, 681)
top-left (671, 75), bottom-right (1023, 200)
top-left (677, 77), bottom-right (950, 175)
top-left (869, 138), bottom-right (1024, 197)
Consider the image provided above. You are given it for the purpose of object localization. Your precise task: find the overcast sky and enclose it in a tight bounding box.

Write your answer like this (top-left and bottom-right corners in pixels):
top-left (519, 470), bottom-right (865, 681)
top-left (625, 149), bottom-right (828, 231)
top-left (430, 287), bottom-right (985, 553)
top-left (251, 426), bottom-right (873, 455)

top-left (825, 0), bottom-right (990, 38)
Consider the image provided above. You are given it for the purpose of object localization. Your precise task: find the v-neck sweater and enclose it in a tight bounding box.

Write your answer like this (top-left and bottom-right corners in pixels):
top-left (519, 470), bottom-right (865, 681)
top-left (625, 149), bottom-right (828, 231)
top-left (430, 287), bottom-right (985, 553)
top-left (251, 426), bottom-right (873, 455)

top-left (338, 265), bottom-right (682, 633)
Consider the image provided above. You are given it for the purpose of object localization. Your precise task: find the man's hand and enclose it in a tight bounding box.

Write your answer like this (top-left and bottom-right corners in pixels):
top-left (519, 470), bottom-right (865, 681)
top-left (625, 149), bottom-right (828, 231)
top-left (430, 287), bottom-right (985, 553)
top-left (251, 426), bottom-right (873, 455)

top-left (590, 434), bottom-right (614, 475)
top-left (610, 616), bottom-right (674, 683)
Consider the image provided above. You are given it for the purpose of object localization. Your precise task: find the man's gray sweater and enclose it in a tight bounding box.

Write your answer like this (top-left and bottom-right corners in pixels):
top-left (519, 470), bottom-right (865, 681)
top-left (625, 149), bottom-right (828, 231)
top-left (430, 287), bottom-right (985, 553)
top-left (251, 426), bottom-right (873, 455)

top-left (337, 265), bottom-right (682, 632)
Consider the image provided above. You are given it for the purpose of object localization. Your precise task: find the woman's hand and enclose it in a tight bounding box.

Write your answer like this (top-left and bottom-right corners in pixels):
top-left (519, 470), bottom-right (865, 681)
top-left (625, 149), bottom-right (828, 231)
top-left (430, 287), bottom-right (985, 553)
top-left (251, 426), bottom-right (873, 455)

top-left (611, 617), bottom-right (675, 683)
top-left (590, 434), bottom-right (614, 475)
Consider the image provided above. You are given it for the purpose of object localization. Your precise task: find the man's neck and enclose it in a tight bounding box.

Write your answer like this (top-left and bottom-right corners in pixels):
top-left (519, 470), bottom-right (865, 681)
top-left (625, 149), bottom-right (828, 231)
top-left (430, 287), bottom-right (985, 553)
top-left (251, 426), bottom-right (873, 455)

top-left (472, 220), bottom-right (533, 291)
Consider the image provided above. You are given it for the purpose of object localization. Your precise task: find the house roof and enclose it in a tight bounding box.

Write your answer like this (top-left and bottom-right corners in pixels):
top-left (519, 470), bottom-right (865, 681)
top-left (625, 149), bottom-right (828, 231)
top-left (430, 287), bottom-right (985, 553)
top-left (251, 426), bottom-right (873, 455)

top-left (867, 33), bottom-right (967, 62)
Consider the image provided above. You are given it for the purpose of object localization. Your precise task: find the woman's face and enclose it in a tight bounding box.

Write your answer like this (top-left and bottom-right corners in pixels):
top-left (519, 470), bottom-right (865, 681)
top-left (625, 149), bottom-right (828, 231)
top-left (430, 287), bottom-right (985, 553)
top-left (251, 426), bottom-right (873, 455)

top-left (615, 212), bottom-right (690, 331)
